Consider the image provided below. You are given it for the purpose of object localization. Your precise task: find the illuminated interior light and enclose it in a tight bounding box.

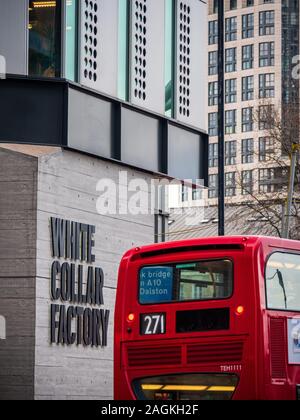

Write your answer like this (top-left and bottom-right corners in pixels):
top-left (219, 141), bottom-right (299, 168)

top-left (32, 1), bottom-right (56, 8)
top-left (162, 385), bottom-right (208, 392)
top-left (141, 385), bottom-right (163, 391)
top-left (141, 384), bottom-right (236, 393)
top-left (208, 386), bottom-right (236, 392)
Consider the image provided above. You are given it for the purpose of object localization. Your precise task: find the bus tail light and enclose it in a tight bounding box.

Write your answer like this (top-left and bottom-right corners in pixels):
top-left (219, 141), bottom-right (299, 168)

top-left (235, 306), bottom-right (245, 316)
top-left (127, 313), bottom-right (135, 323)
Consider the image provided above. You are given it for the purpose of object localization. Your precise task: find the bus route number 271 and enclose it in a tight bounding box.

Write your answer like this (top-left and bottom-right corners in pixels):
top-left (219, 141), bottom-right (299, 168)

top-left (140, 313), bottom-right (166, 335)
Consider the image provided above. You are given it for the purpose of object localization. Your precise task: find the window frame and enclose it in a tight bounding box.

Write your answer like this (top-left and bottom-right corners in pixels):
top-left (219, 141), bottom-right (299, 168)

top-left (265, 251), bottom-right (300, 313)
top-left (28, 0), bottom-right (63, 78)
top-left (138, 258), bottom-right (235, 306)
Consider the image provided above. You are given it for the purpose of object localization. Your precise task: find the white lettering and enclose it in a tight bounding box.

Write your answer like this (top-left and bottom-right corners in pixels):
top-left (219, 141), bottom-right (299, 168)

top-left (0, 315), bottom-right (6, 340)
top-left (0, 55), bottom-right (6, 79)
top-left (96, 179), bottom-right (117, 215)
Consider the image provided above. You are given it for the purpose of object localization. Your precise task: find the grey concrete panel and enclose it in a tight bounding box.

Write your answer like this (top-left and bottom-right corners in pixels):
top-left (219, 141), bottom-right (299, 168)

top-left (68, 88), bottom-right (112, 158)
top-left (121, 107), bottom-right (159, 172)
top-left (0, 148), bottom-right (37, 400)
top-left (168, 124), bottom-right (200, 182)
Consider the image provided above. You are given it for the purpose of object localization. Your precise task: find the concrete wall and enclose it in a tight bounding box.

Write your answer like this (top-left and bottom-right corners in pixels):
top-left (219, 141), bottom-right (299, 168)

top-left (0, 146), bottom-right (156, 400)
top-left (0, 147), bottom-right (37, 400)
top-left (34, 149), bottom-right (155, 400)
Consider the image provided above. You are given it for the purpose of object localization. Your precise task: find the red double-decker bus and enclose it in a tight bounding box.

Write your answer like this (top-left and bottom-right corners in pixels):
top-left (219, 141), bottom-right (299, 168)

top-left (114, 236), bottom-right (300, 400)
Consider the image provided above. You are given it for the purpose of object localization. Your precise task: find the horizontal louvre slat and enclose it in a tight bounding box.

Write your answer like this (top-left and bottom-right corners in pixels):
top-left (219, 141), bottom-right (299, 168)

top-left (187, 342), bottom-right (244, 364)
top-left (127, 341), bottom-right (245, 368)
top-left (127, 346), bottom-right (181, 367)
top-left (270, 318), bottom-right (286, 379)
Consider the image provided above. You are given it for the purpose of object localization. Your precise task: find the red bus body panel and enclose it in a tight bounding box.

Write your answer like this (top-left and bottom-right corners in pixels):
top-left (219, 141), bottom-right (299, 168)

top-left (114, 236), bottom-right (300, 400)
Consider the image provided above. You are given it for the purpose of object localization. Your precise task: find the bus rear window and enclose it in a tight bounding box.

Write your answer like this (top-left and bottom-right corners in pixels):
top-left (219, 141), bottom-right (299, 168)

top-left (266, 252), bottom-right (300, 312)
top-left (139, 260), bottom-right (233, 305)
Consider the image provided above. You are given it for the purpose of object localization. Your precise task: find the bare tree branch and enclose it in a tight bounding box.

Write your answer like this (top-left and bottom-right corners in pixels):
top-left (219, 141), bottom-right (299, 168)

top-left (231, 99), bottom-right (300, 239)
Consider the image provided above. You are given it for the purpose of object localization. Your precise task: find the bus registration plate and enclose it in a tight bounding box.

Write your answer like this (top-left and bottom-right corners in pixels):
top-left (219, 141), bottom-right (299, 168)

top-left (140, 313), bottom-right (166, 335)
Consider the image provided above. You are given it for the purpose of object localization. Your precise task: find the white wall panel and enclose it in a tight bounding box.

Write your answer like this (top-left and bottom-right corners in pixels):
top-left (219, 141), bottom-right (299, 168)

top-left (0, 0), bottom-right (28, 75)
top-left (129, 0), bottom-right (165, 114)
top-left (79, 0), bottom-right (119, 96)
top-left (175, 0), bottom-right (207, 131)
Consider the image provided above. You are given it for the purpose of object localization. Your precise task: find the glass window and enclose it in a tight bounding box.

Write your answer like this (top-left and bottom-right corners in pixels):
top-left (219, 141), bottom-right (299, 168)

top-left (213, 0), bottom-right (218, 14)
top-left (225, 172), bottom-right (236, 197)
top-left (242, 13), bottom-right (254, 39)
top-left (242, 107), bottom-right (253, 132)
top-left (225, 109), bottom-right (236, 134)
top-left (209, 143), bottom-right (218, 168)
top-left (29, 0), bottom-right (62, 77)
top-left (242, 45), bottom-right (253, 70)
top-left (209, 81), bottom-right (218, 106)
top-left (165, 0), bottom-right (175, 116)
top-left (258, 167), bottom-right (288, 193)
top-left (259, 10), bottom-right (275, 36)
top-left (139, 260), bottom-right (233, 305)
top-left (192, 187), bottom-right (202, 201)
top-left (242, 138), bottom-right (254, 164)
top-left (181, 184), bottom-right (189, 202)
top-left (225, 48), bottom-right (236, 73)
top-left (259, 168), bottom-right (275, 193)
top-left (225, 17), bottom-right (237, 42)
top-left (65, 0), bottom-right (78, 81)
top-left (242, 170), bottom-right (253, 195)
top-left (225, 141), bottom-right (236, 166)
top-left (259, 42), bottom-right (275, 67)
top-left (208, 51), bottom-right (218, 75)
top-left (209, 174), bottom-right (218, 199)
top-left (259, 104), bottom-right (274, 130)
top-left (242, 76), bottom-right (254, 101)
top-left (208, 112), bottom-right (218, 136)
top-left (230, 0), bottom-right (237, 10)
top-left (266, 253), bottom-right (300, 312)
top-left (259, 73), bottom-right (275, 98)
top-left (259, 136), bottom-right (275, 161)
top-left (225, 79), bottom-right (237, 104)
top-left (209, 20), bottom-right (218, 45)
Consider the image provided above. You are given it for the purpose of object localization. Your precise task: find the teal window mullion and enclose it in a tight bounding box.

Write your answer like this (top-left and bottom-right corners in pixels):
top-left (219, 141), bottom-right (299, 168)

top-left (118, 0), bottom-right (130, 101)
top-left (165, 0), bottom-right (175, 117)
top-left (65, 0), bottom-right (78, 82)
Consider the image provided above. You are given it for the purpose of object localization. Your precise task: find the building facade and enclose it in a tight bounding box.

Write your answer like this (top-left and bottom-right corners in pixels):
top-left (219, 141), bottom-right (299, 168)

top-left (0, 0), bottom-right (208, 400)
top-left (167, 0), bottom-right (300, 243)
top-left (0, 144), bottom-right (159, 400)
top-left (207, 0), bottom-right (299, 203)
